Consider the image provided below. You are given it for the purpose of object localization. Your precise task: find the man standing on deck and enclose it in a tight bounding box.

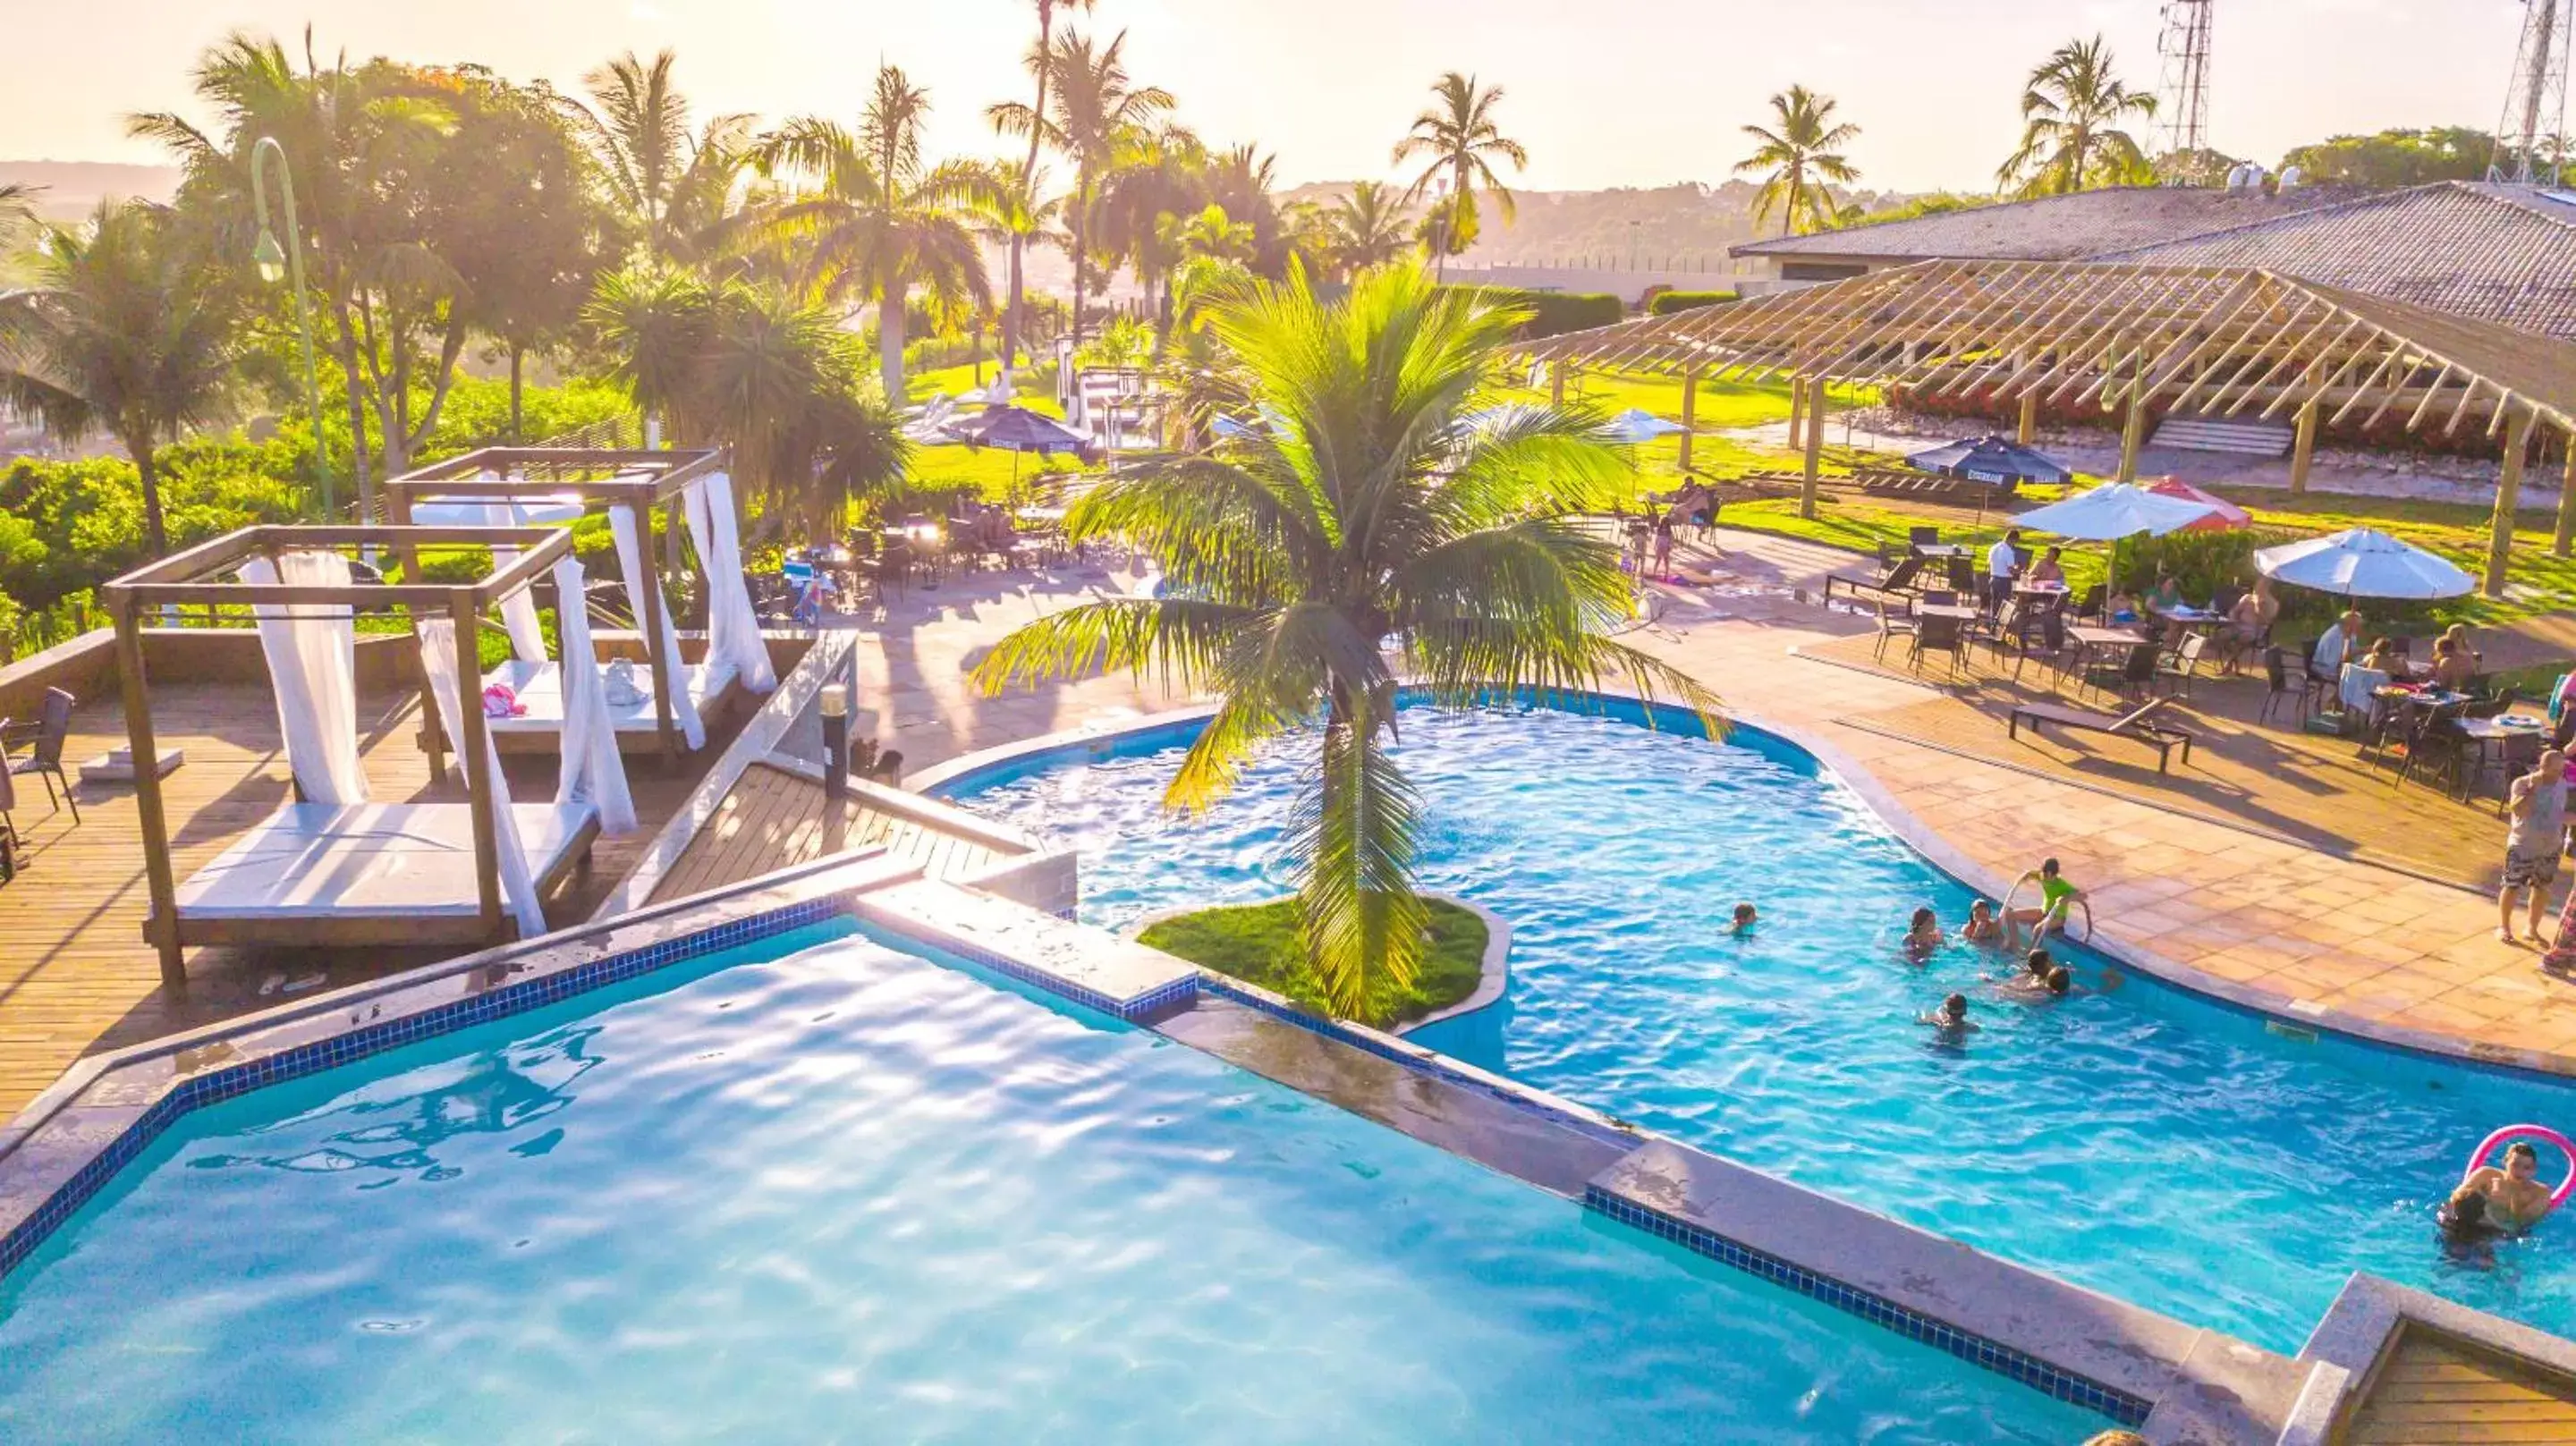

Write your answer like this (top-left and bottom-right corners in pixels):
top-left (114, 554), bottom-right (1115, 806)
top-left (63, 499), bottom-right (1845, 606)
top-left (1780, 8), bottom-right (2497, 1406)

top-left (1986, 529), bottom-right (2021, 611)
top-left (2502, 748), bottom-right (2569, 946)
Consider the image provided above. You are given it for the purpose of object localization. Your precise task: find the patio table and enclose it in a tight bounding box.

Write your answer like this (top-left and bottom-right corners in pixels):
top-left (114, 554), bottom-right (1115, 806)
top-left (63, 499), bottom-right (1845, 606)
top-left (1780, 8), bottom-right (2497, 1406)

top-left (1913, 603), bottom-right (1980, 623)
top-left (2066, 624), bottom-right (2149, 696)
top-left (2457, 713), bottom-right (2552, 800)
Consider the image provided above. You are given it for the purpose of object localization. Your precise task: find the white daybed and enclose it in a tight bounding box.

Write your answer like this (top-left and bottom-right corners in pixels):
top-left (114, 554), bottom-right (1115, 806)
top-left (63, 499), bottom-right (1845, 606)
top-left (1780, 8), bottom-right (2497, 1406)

top-left (481, 657), bottom-right (742, 754)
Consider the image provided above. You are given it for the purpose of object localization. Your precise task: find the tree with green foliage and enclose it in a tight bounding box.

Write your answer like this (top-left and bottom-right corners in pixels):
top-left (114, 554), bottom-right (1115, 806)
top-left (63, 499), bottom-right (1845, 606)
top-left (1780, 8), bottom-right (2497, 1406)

top-left (586, 264), bottom-right (906, 533)
top-left (972, 266), bottom-right (1721, 1016)
top-left (961, 156), bottom-right (1065, 359)
top-left (0, 183), bottom-right (38, 252)
top-left (1323, 181), bottom-right (1414, 279)
top-left (1735, 85), bottom-right (1860, 238)
top-left (996, 0), bottom-right (1097, 368)
top-left (564, 49), bottom-right (754, 266)
top-left (1997, 35), bottom-right (2157, 198)
top-left (750, 64), bottom-right (992, 402)
top-left (991, 29), bottom-right (1175, 345)
top-left (1394, 72), bottom-right (1527, 278)
top-left (2278, 127), bottom-right (2495, 187)
top-left (0, 201), bottom-right (242, 554)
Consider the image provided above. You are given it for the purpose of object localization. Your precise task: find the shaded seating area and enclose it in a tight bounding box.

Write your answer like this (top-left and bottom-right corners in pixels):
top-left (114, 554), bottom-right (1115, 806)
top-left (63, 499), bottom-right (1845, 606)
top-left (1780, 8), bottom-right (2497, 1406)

top-left (385, 447), bottom-right (779, 762)
top-left (103, 523), bottom-right (640, 989)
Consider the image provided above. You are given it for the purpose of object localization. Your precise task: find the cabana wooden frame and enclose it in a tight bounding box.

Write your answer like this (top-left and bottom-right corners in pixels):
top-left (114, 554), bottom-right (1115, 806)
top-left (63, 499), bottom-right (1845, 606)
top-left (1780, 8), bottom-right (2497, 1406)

top-left (100, 523), bottom-right (589, 990)
top-left (380, 446), bottom-right (731, 764)
top-left (1523, 260), bottom-right (2576, 597)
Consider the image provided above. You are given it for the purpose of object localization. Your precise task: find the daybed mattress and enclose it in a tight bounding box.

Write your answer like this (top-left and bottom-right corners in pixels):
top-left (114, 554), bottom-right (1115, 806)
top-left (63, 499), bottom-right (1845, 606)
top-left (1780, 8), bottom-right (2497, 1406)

top-left (479, 658), bottom-right (737, 734)
top-left (174, 801), bottom-right (596, 920)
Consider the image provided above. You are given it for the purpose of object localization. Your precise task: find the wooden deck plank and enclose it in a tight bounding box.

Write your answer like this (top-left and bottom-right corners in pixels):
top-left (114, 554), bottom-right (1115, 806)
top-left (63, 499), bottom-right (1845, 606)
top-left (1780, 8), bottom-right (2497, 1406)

top-left (2350, 1332), bottom-right (2576, 1445)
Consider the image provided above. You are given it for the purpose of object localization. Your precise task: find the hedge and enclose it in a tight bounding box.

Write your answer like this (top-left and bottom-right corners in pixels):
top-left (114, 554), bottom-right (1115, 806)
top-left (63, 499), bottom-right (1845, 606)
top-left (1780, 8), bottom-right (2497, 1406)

top-left (1648, 290), bottom-right (1739, 317)
top-left (1441, 286), bottom-right (1624, 340)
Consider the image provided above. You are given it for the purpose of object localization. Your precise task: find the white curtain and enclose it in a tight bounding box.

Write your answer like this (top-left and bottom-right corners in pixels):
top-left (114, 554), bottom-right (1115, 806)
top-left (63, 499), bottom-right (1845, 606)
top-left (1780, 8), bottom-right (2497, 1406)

top-left (682, 471), bottom-right (777, 693)
top-left (482, 503), bottom-right (548, 665)
top-left (551, 557), bottom-right (638, 834)
top-left (606, 503), bottom-right (707, 749)
top-left (416, 617), bottom-right (548, 937)
top-left (239, 552), bottom-right (368, 805)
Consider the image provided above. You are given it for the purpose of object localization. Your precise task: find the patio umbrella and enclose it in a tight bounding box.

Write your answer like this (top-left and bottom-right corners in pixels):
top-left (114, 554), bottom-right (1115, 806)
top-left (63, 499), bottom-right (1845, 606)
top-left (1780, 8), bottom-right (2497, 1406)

top-left (2144, 477), bottom-right (2251, 532)
top-left (2253, 528), bottom-right (2473, 600)
top-left (1603, 407), bottom-right (1688, 444)
top-left (1905, 435), bottom-right (2072, 487)
top-left (2012, 482), bottom-right (2220, 594)
top-left (942, 404), bottom-right (1099, 495)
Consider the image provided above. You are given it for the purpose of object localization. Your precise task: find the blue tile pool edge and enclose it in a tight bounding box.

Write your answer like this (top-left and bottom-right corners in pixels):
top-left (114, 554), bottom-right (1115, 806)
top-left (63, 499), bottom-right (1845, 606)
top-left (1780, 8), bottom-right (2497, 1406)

top-left (915, 689), bottom-right (2576, 1087)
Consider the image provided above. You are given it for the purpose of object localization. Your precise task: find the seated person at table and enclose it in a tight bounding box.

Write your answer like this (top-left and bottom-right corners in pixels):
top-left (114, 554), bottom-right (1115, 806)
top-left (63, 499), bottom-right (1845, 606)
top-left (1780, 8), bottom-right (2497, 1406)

top-left (2025, 546), bottom-right (2066, 588)
top-left (2223, 579), bottom-right (2275, 647)
top-left (2429, 636), bottom-right (2477, 692)
top-left (2103, 587), bottom-right (2141, 625)
top-left (1902, 907), bottom-right (1944, 959)
top-left (2462, 1141), bottom-right (2556, 1231)
top-left (2145, 571), bottom-right (2185, 614)
top-left (2312, 609), bottom-right (2364, 679)
top-left (2359, 636), bottom-right (2403, 676)
top-left (1962, 899), bottom-right (2004, 944)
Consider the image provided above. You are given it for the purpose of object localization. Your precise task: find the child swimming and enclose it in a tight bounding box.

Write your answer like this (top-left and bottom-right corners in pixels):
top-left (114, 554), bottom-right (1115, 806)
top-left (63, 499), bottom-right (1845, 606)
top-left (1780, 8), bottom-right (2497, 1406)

top-left (1961, 900), bottom-right (2004, 944)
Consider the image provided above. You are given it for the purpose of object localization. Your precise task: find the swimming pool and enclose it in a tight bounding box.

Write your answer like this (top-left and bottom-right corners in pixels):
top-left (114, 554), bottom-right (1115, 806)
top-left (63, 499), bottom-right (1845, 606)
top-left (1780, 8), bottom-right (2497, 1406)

top-left (0, 920), bottom-right (2106, 1442)
top-left (939, 699), bottom-right (2576, 1353)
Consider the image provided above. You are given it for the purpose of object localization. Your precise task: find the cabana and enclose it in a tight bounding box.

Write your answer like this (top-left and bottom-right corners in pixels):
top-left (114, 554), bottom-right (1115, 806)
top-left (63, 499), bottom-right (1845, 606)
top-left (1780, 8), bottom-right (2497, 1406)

top-left (382, 447), bottom-right (778, 764)
top-left (102, 525), bottom-right (639, 990)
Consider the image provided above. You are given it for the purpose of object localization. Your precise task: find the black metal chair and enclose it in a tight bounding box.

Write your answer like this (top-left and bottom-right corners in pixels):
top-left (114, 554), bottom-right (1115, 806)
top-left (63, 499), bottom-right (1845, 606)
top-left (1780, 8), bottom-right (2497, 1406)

top-left (2391, 699), bottom-right (2469, 794)
top-left (2258, 647), bottom-right (2321, 726)
top-left (2, 688), bottom-right (78, 824)
top-left (0, 761), bottom-right (18, 883)
top-left (1911, 613), bottom-right (1968, 676)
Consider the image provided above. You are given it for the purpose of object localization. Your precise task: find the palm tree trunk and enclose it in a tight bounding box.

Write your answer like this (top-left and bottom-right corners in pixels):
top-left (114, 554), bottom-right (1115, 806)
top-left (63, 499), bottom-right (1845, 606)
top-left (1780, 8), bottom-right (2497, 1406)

top-left (1003, 235), bottom-right (1029, 370)
top-left (1005, 0), bottom-right (1055, 368)
top-left (1071, 181), bottom-right (1090, 346)
top-left (1784, 162), bottom-right (1801, 238)
top-left (129, 431), bottom-right (167, 556)
top-left (879, 286), bottom-right (909, 404)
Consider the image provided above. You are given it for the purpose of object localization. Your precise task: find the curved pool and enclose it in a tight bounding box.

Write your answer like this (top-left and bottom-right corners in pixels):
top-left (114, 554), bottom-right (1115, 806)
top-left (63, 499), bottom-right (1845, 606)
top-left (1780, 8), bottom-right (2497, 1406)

top-left (939, 698), bottom-right (2576, 1352)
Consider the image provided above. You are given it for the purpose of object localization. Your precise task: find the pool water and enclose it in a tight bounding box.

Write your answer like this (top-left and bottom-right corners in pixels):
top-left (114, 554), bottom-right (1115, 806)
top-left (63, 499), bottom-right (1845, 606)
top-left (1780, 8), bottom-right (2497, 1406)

top-left (945, 702), bottom-right (2576, 1352)
top-left (0, 923), bottom-right (2104, 1443)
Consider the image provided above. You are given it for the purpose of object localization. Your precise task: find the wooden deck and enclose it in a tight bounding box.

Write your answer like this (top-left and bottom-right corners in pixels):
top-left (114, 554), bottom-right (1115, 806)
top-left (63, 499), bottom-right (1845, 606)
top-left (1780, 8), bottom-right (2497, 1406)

top-left (0, 683), bottom-right (733, 1120)
top-left (2348, 1329), bottom-right (2576, 1444)
top-left (651, 761), bottom-right (1014, 903)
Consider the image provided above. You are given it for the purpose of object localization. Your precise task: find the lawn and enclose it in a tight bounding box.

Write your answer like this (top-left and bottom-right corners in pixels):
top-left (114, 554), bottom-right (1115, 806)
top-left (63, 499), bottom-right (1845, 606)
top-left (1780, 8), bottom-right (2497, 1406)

top-left (900, 360), bottom-right (1095, 503)
top-left (1138, 896), bottom-right (1489, 1029)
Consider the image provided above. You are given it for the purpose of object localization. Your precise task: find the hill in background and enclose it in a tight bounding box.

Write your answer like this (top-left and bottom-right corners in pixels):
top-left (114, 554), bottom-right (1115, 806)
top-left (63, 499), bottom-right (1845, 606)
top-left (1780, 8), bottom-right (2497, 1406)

top-left (1, 162), bottom-right (183, 218)
top-left (1281, 180), bottom-right (1899, 269)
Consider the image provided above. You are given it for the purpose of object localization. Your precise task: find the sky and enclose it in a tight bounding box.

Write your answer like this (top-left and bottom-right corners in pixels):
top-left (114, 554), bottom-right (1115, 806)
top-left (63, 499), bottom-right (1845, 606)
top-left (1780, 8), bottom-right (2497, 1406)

top-left (0, 0), bottom-right (2530, 194)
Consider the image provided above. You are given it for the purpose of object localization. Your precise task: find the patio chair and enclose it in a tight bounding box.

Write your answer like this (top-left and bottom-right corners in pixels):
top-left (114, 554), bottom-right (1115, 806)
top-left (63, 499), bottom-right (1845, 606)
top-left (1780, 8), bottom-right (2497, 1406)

top-left (1920, 588), bottom-right (1959, 608)
top-left (1871, 599), bottom-right (1917, 664)
top-left (2258, 647), bottom-right (2322, 726)
top-left (1911, 613), bottom-right (1968, 677)
top-left (1908, 525), bottom-right (1941, 548)
top-left (3, 688), bottom-right (79, 823)
top-left (0, 758), bottom-right (17, 883)
top-left (2154, 633), bottom-right (2209, 700)
top-left (2390, 698), bottom-right (2469, 794)
top-left (2072, 584), bottom-right (2106, 623)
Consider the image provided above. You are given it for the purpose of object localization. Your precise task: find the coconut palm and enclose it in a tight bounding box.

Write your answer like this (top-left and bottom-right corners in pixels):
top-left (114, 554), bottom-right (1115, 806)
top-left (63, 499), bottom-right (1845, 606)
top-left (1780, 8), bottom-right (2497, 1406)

top-left (585, 264), bottom-right (906, 533)
top-left (1095, 123), bottom-right (1208, 331)
top-left (1735, 86), bottom-right (1861, 238)
top-left (1997, 36), bottom-right (2158, 198)
top-left (991, 29), bottom-right (1175, 344)
top-left (750, 65), bottom-right (993, 403)
top-left (0, 201), bottom-right (241, 553)
top-left (568, 49), bottom-right (756, 264)
top-left (1393, 73), bottom-right (1527, 279)
top-left (0, 183), bottom-right (38, 252)
top-left (996, 0), bottom-right (1097, 367)
top-left (962, 158), bottom-right (1066, 353)
top-left (1326, 182), bottom-right (1414, 277)
top-left (972, 266), bottom-right (1722, 1018)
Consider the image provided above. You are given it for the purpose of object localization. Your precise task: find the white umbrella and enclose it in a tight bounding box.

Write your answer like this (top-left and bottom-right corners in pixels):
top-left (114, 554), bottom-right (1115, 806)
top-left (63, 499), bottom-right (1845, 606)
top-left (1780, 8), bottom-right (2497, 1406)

top-left (2254, 528), bottom-right (2474, 599)
top-left (1603, 407), bottom-right (1687, 444)
top-left (2010, 483), bottom-right (2218, 541)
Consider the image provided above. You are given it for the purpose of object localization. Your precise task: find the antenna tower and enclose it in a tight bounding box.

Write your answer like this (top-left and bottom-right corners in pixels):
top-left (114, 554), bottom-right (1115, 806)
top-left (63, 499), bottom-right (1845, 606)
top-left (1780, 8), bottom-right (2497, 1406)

top-left (2492, 0), bottom-right (2574, 184)
top-left (2156, 0), bottom-right (2216, 162)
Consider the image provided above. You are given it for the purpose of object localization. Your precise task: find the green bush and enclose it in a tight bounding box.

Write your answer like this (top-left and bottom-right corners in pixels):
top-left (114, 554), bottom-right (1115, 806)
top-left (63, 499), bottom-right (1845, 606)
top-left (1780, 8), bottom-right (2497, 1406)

top-left (1648, 290), bottom-right (1739, 316)
top-left (1137, 895), bottom-right (1488, 1028)
top-left (1442, 286), bottom-right (1624, 340)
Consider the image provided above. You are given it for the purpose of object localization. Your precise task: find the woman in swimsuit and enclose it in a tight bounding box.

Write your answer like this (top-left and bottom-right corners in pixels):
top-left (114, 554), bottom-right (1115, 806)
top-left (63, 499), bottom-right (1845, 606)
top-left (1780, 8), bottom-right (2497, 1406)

top-left (1961, 900), bottom-right (2004, 944)
top-left (2462, 1141), bottom-right (2556, 1231)
top-left (1903, 907), bottom-right (1944, 959)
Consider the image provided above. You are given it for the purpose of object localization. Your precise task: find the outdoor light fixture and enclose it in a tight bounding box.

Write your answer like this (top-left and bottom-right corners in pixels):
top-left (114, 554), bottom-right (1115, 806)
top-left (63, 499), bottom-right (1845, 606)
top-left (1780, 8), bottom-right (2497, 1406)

top-left (251, 229), bottom-right (286, 285)
top-left (250, 135), bottom-right (335, 520)
top-left (819, 684), bottom-right (850, 801)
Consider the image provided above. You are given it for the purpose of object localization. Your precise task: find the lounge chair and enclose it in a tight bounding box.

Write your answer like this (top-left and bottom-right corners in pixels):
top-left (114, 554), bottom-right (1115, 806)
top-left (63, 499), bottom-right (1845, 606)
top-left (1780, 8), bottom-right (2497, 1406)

top-left (2008, 695), bottom-right (2196, 774)
top-left (2, 687), bottom-right (79, 823)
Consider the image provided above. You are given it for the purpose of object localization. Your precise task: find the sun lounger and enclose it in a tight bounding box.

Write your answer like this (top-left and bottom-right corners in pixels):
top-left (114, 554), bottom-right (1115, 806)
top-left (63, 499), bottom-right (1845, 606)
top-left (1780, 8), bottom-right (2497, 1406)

top-left (479, 658), bottom-right (740, 753)
top-left (2007, 696), bottom-right (2196, 774)
top-left (171, 800), bottom-right (599, 946)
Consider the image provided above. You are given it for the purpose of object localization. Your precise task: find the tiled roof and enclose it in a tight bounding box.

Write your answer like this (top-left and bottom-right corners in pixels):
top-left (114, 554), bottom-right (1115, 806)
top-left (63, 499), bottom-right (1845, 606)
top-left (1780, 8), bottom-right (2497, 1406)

top-left (2098, 182), bottom-right (2576, 342)
top-left (1732, 185), bottom-right (2370, 261)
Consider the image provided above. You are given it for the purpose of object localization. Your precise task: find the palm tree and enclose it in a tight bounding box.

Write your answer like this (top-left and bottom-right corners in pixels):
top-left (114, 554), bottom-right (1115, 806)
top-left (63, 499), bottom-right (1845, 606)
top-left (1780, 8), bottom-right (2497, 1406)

top-left (568, 49), bottom-right (757, 264)
top-left (751, 65), bottom-right (994, 403)
top-left (996, 0), bottom-right (1096, 368)
top-left (1393, 73), bottom-right (1528, 279)
top-left (586, 264), bottom-right (907, 534)
top-left (962, 158), bottom-right (1065, 354)
top-left (0, 202), bottom-right (241, 554)
top-left (991, 29), bottom-right (1175, 345)
top-left (1326, 182), bottom-right (1414, 278)
top-left (1095, 123), bottom-right (1208, 331)
top-left (0, 183), bottom-right (38, 252)
top-left (1997, 36), bottom-right (2158, 198)
top-left (971, 266), bottom-right (1722, 1018)
top-left (1735, 86), bottom-right (1862, 238)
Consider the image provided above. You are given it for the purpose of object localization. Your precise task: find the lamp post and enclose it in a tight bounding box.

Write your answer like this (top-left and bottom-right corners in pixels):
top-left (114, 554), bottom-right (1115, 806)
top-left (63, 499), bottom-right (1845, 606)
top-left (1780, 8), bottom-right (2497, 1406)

top-left (250, 136), bottom-right (332, 520)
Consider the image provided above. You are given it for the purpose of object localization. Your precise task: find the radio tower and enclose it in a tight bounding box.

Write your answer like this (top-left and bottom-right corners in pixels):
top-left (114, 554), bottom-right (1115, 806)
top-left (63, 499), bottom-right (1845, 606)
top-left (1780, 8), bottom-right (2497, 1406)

top-left (2491, 0), bottom-right (2573, 184)
top-left (2156, 0), bottom-right (2216, 169)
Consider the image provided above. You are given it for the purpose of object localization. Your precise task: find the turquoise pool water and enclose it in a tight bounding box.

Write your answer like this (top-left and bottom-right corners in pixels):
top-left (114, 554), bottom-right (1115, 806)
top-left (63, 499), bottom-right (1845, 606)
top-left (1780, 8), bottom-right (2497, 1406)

top-left (942, 700), bottom-right (2576, 1352)
top-left (0, 922), bottom-right (2104, 1442)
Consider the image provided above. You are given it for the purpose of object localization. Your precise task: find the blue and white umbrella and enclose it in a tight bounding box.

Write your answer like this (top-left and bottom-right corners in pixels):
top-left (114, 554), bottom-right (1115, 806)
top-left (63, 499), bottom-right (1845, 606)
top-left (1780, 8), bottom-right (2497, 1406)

top-left (2254, 528), bottom-right (2473, 600)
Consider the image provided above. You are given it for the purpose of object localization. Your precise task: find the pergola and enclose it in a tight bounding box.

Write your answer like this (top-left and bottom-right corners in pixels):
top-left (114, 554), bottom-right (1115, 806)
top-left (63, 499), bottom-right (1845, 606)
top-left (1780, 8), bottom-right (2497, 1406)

top-left (101, 524), bottom-right (584, 989)
top-left (382, 446), bottom-right (728, 763)
top-left (1524, 260), bottom-right (2576, 597)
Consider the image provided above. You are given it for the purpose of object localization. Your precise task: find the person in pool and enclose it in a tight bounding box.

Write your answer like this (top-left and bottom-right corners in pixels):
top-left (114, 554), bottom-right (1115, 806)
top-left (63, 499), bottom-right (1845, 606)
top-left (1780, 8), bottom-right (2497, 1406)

top-left (2439, 1185), bottom-right (2506, 1268)
top-left (1903, 907), bottom-right (1944, 959)
top-left (2005, 858), bottom-right (2088, 947)
top-left (2462, 1141), bottom-right (2556, 1231)
top-left (1730, 902), bottom-right (1758, 935)
top-left (1919, 993), bottom-right (1979, 1034)
top-left (1998, 949), bottom-right (2072, 1000)
top-left (1962, 899), bottom-right (2004, 945)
